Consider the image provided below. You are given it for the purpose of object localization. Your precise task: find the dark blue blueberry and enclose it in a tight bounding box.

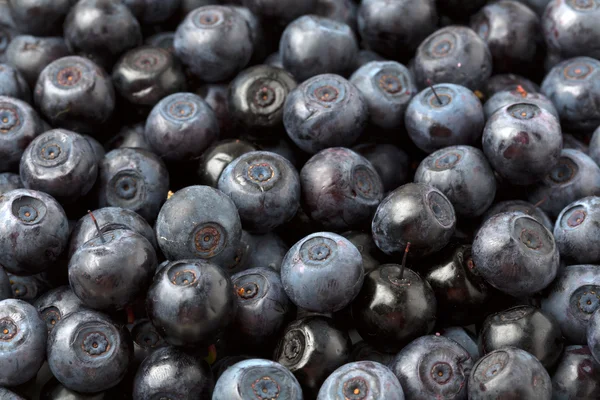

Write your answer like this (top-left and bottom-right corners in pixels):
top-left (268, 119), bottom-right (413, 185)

top-left (155, 186), bottom-right (242, 266)
top-left (47, 310), bottom-right (132, 393)
top-left (340, 230), bottom-right (387, 275)
top-left (104, 123), bottom-right (152, 152)
top-left (350, 61), bottom-right (418, 130)
top-left (5, 35), bottom-right (70, 87)
top-left (98, 148), bottom-right (169, 222)
top-left (528, 149), bottom-right (600, 218)
top-left (274, 316), bottom-right (351, 397)
top-left (214, 358), bottom-right (302, 400)
top-left (389, 335), bottom-right (472, 400)
top-left (144, 92), bottom-right (219, 162)
top-left (482, 200), bottom-right (554, 232)
top-left (318, 361), bottom-right (404, 400)
top-left (483, 87), bottom-right (558, 120)
top-left (254, 136), bottom-right (299, 168)
top-left (483, 102), bottom-right (562, 185)
top-left (0, 265), bottom-right (12, 301)
top-left (281, 232), bottom-right (363, 313)
top-left (358, 0), bottom-right (437, 61)
top-left (469, 347), bottom-right (552, 399)
top-left (6, 272), bottom-right (52, 303)
top-left (0, 63), bottom-right (31, 102)
top-left (353, 143), bottom-right (410, 193)
top-left (174, 6), bottom-right (253, 82)
top-left (414, 26), bottom-right (492, 90)
top-left (473, 211), bottom-right (559, 297)
top-left (554, 196), bottom-right (600, 264)
top-left (123, 0), bottom-right (180, 23)
top-left (315, 0), bottom-right (357, 31)
top-left (20, 129), bottom-right (98, 204)
top-left (0, 173), bottom-right (22, 194)
top-left (144, 32), bottom-right (175, 53)
top-left (541, 56), bottom-right (600, 133)
top-left (372, 183), bottom-right (456, 258)
top-left (129, 318), bottom-right (167, 368)
top-left (146, 259), bottom-right (236, 347)
top-left (541, 264), bottom-right (600, 344)
top-left (133, 346), bottom-right (213, 399)
top-left (83, 134), bottom-right (105, 164)
top-left (280, 15), bottom-right (358, 81)
top-left (231, 5), bottom-right (267, 66)
top-left (283, 74), bottom-right (368, 154)
top-left (242, 0), bottom-right (316, 24)
top-left (552, 345), bottom-right (600, 399)
top-left (300, 147), bottom-right (384, 231)
top-left (441, 327), bottom-right (481, 363)
top-left (0, 299), bottom-right (47, 387)
top-left (0, 189), bottom-right (69, 275)
top-left (482, 73), bottom-right (540, 98)
top-left (34, 285), bottom-right (89, 335)
top-left (64, 0), bottom-right (142, 69)
top-left (405, 84), bottom-right (485, 154)
top-left (349, 341), bottom-right (394, 365)
top-left (34, 56), bottom-right (115, 135)
top-left (7, 0), bottom-right (72, 36)
top-left (415, 145), bottom-right (496, 217)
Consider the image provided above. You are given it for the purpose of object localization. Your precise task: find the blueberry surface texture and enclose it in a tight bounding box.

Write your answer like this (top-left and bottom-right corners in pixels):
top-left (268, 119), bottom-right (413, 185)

top-left (551, 345), bottom-right (600, 400)
top-left (33, 285), bottom-right (89, 334)
top-left (554, 196), bottom-right (600, 264)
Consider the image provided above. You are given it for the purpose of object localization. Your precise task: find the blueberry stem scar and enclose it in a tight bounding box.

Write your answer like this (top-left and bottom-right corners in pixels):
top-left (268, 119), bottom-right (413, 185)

top-left (427, 79), bottom-right (442, 105)
top-left (88, 210), bottom-right (106, 243)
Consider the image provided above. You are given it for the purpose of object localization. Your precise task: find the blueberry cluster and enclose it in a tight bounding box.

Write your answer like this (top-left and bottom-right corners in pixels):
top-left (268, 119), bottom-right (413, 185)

top-left (2, 0), bottom-right (600, 399)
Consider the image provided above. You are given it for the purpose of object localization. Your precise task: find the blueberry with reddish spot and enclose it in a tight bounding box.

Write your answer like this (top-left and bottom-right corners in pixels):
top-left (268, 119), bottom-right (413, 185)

top-left (34, 286), bottom-right (89, 334)
top-left (552, 345), bottom-right (600, 399)
top-left (554, 196), bottom-right (600, 264)
top-left (482, 200), bottom-right (553, 232)
top-left (483, 88), bottom-right (558, 120)
top-left (0, 63), bottom-right (31, 102)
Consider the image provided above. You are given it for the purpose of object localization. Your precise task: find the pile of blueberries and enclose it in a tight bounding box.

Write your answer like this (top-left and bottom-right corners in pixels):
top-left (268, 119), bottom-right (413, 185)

top-left (3, 0), bottom-right (600, 398)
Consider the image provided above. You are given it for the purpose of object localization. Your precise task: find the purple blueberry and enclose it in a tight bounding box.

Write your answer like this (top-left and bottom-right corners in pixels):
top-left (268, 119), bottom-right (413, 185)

top-left (196, 139), bottom-right (258, 187)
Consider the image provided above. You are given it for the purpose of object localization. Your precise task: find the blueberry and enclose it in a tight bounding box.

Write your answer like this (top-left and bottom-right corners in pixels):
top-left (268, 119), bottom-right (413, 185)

top-left (554, 196), bottom-right (600, 264)
top-left (273, 316), bottom-right (351, 397)
top-left (5, 35), bottom-right (70, 87)
top-left (541, 56), bottom-right (600, 133)
top-left (144, 92), bottom-right (219, 162)
top-left (318, 361), bottom-right (404, 400)
top-left (405, 84), bottom-right (485, 154)
top-left (528, 149), bottom-right (600, 218)
top-left (48, 310), bottom-right (132, 393)
top-left (472, 211), bottom-right (559, 297)
top-left (244, 232), bottom-right (289, 271)
top-left (315, 0), bottom-right (357, 31)
top-left (197, 83), bottom-right (240, 139)
top-left (35, 56), bottom-right (115, 135)
top-left (196, 139), bottom-right (257, 187)
top-left (123, 0), bottom-right (181, 24)
top-left (146, 259), bottom-right (236, 347)
top-left (6, 272), bottom-right (51, 303)
top-left (241, 0), bottom-right (316, 25)
top-left (155, 186), bottom-right (242, 266)
top-left (301, 147), bottom-right (383, 231)
top-left (0, 189), bottom-right (69, 275)
top-left (0, 388), bottom-right (24, 400)
top-left (588, 124), bottom-right (600, 166)
top-left (389, 335), bottom-right (473, 400)
top-left (350, 61), bottom-right (418, 130)
top-left (280, 15), bottom-right (358, 81)
top-left (254, 137), bottom-right (299, 168)
top-left (441, 326), bottom-right (481, 363)
top-left (129, 318), bottom-right (167, 368)
top-left (33, 285), bottom-right (89, 334)
top-left (352, 264), bottom-right (436, 353)
top-left (349, 341), bottom-right (394, 365)
top-left (0, 63), bottom-right (31, 102)
top-left (231, 5), bottom-right (267, 66)
top-left (144, 32), bottom-right (175, 53)
top-left (483, 87), bottom-right (558, 120)
top-left (284, 74), bottom-right (368, 154)
top-left (0, 265), bottom-right (12, 301)
top-left (482, 73), bottom-right (540, 98)
top-left (482, 103), bottom-right (562, 185)
top-left (541, 264), bottom-right (600, 344)
top-left (469, 347), bottom-right (552, 399)
top-left (174, 6), bottom-right (253, 82)
top-left (105, 123), bottom-right (152, 152)
top-left (7, 0), bottom-right (72, 36)
top-left (415, 145), bottom-right (496, 217)
top-left (0, 26), bottom-right (17, 64)
top-left (214, 358), bottom-right (302, 400)
top-left (482, 200), bottom-right (553, 231)
top-left (414, 26), bottom-right (492, 90)
top-left (552, 345), bottom-right (600, 399)
top-left (357, 0), bottom-right (438, 61)
top-left (20, 129), bottom-right (98, 204)
top-left (340, 230), bottom-right (387, 275)
top-left (112, 46), bottom-right (186, 107)
top-left (372, 183), bottom-right (456, 258)
top-left (64, 0), bottom-right (142, 69)
top-left (98, 148), bottom-right (169, 222)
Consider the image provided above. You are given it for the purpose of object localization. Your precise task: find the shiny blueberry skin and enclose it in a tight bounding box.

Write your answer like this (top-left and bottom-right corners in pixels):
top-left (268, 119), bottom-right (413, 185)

top-left (541, 264), bottom-right (600, 344)
top-left (20, 129), bottom-right (98, 204)
top-left (350, 61), bottom-right (418, 130)
top-left (155, 185), bottom-right (242, 266)
top-left (112, 46), bottom-right (186, 107)
top-left (372, 183), bottom-right (456, 257)
top-left (281, 232), bottom-right (363, 313)
top-left (358, 0), bottom-right (437, 61)
top-left (174, 6), bottom-right (253, 82)
top-left (146, 259), bottom-right (236, 347)
top-left (34, 286), bottom-right (89, 334)
top-left (283, 74), bottom-right (368, 154)
top-left (352, 264), bottom-right (436, 353)
top-left (554, 196), bottom-right (600, 264)
top-left (214, 358), bottom-right (302, 400)
top-left (482, 200), bottom-right (554, 232)
top-left (472, 212), bottom-right (559, 297)
top-left (482, 73), bottom-right (540, 98)
top-left (552, 345), bottom-right (600, 399)
top-left (123, 0), bottom-right (180, 23)
top-left (353, 143), bottom-right (410, 194)
top-left (0, 189), bottom-right (69, 275)
top-left (6, 272), bottom-right (51, 303)
top-left (483, 88), bottom-right (558, 120)
top-left (0, 63), bottom-right (31, 102)
top-left (390, 335), bottom-right (472, 400)
top-left (129, 318), bottom-right (167, 368)
top-left (0, 96), bottom-right (45, 173)
top-left (301, 147), bottom-right (384, 231)
top-left (144, 92), bottom-right (219, 162)
top-left (105, 123), bottom-right (152, 152)
top-left (405, 84), bottom-right (485, 154)
top-left (414, 26), bottom-right (492, 90)
top-left (441, 327), bottom-right (481, 363)
top-left (97, 148), bottom-right (169, 222)
top-left (415, 146), bottom-right (496, 217)
top-left (0, 299), bottom-right (47, 386)
top-left (48, 310), bottom-right (132, 393)
top-left (280, 15), bottom-right (357, 82)
top-left (35, 56), bottom-right (115, 135)
top-left (242, 0), bottom-right (316, 24)
top-left (196, 139), bottom-right (257, 187)
top-left (7, 0), bottom-right (72, 36)
top-left (468, 347), bottom-right (552, 399)
top-left (528, 149), bottom-right (600, 218)
top-left (482, 102), bottom-right (562, 185)
top-left (541, 56), bottom-right (600, 133)
top-left (274, 316), bottom-right (351, 398)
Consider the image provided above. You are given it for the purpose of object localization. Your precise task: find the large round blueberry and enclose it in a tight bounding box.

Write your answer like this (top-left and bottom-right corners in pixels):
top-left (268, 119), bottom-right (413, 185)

top-left (552, 345), bottom-right (600, 399)
top-left (588, 309), bottom-right (600, 365)
top-left (34, 286), bottom-right (89, 334)
top-left (482, 200), bottom-right (554, 232)
top-left (554, 196), bottom-right (600, 264)
top-left (483, 87), bottom-right (558, 120)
